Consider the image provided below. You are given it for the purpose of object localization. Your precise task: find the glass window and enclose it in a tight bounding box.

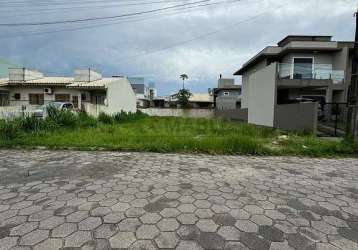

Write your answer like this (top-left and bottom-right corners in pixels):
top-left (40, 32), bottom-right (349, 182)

top-left (293, 58), bottom-right (313, 79)
top-left (29, 94), bottom-right (44, 105)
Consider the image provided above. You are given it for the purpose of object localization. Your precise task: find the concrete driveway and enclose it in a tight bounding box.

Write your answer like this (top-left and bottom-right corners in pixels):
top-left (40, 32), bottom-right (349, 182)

top-left (0, 150), bottom-right (357, 250)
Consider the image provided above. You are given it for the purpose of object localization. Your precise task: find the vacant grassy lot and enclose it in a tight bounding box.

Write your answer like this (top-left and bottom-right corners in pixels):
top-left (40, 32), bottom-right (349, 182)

top-left (0, 112), bottom-right (357, 157)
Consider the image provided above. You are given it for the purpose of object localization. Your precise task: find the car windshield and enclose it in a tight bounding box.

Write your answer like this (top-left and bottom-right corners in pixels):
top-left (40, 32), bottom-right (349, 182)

top-left (48, 102), bottom-right (62, 109)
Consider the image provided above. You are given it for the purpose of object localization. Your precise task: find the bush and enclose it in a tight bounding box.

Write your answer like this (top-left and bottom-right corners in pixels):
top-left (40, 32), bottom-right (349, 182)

top-left (113, 110), bottom-right (148, 123)
top-left (47, 106), bottom-right (77, 128)
top-left (18, 116), bottom-right (58, 133)
top-left (0, 119), bottom-right (21, 140)
top-left (98, 112), bottom-right (114, 124)
top-left (77, 111), bottom-right (97, 128)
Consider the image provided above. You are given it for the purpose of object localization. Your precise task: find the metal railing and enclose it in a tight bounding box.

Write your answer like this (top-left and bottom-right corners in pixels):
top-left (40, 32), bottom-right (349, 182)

top-left (317, 102), bottom-right (349, 137)
top-left (278, 63), bottom-right (345, 83)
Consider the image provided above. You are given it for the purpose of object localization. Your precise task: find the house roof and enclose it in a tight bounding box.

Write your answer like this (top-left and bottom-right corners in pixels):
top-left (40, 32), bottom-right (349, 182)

top-left (234, 36), bottom-right (354, 76)
top-left (189, 93), bottom-right (213, 103)
top-left (0, 76), bottom-right (121, 89)
top-left (67, 78), bottom-right (119, 89)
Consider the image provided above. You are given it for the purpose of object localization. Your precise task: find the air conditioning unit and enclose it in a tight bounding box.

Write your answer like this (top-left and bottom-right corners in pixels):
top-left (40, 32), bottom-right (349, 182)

top-left (44, 88), bottom-right (53, 95)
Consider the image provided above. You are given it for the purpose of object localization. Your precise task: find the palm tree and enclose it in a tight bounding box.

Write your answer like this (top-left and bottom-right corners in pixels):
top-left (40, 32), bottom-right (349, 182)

top-left (180, 74), bottom-right (188, 90)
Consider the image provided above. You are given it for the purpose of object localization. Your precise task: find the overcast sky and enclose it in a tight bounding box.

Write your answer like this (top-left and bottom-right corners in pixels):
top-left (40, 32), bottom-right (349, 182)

top-left (0, 0), bottom-right (355, 95)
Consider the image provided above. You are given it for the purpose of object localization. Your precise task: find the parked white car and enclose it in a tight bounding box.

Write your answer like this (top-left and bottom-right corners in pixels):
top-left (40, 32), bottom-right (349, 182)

top-left (34, 102), bottom-right (74, 118)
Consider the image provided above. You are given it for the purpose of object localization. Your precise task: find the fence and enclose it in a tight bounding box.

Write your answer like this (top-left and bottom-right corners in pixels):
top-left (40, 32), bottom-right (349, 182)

top-left (0, 106), bottom-right (37, 120)
top-left (317, 103), bottom-right (348, 137)
top-left (275, 102), bottom-right (318, 134)
top-left (140, 108), bottom-right (214, 119)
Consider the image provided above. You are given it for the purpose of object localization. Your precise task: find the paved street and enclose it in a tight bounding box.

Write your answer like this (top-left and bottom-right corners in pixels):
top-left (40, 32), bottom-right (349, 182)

top-left (0, 150), bottom-right (357, 250)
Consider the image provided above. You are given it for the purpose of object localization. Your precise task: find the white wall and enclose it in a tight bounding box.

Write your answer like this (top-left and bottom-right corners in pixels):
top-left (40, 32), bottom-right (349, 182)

top-left (247, 63), bottom-right (277, 127)
top-left (106, 78), bottom-right (136, 114)
top-left (140, 108), bottom-right (214, 118)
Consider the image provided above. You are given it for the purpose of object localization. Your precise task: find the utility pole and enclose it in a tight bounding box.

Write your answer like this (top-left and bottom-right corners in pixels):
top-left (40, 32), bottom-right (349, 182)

top-left (347, 10), bottom-right (358, 138)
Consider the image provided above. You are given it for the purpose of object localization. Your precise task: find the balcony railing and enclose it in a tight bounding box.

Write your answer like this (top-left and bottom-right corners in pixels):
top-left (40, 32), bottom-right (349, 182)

top-left (278, 63), bottom-right (344, 84)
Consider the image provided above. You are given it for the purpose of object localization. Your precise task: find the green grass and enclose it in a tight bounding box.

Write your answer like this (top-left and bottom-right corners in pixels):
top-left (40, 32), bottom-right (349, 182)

top-left (0, 114), bottom-right (357, 157)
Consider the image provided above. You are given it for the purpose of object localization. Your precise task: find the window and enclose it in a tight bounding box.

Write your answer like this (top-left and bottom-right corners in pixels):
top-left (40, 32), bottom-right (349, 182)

top-left (81, 93), bottom-right (87, 101)
top-left (293, 58), bottom-right (313, 79)
top-left (29, 94), bottom-right (44, 105)
top-left (55, 94), bottom-right (70, 102)
top-left (223, 92), bottom-right (230, 96)
top-left (92, 94), bottom-right (106, 105)
top-left (72, 96), bottom-right (79, 108)
top-left (0, 92), bottom-right (9, 106)
top-left (14, 93), bottom-right (21, 100)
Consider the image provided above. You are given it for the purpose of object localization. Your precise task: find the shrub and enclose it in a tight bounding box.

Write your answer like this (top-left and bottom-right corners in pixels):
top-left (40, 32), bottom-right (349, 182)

top-left (0, 119), bottom-right (21, 140)
top-left (47, 106), bottom-right (77, 128)
top-left (77, 111), bottom-right (97, 128)
top-left (18, 116), bottom-right (58, 133)
top-left (113, 110), bottom-right (148, 123)
top-left (98, 112), bottom-right (114, 124)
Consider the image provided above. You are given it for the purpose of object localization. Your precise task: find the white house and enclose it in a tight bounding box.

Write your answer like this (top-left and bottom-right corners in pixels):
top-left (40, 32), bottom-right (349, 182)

top-left (0, 68), bottom-right (136, 116)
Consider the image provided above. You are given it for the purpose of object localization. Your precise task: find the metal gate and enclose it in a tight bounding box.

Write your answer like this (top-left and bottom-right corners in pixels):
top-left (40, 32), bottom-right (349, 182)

top-left (317, 102), bottom-right (348, 137)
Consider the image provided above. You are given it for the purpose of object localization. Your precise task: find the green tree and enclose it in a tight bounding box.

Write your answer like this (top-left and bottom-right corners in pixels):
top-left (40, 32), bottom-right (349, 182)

top-left (177, 88), bottom-right (192, 108)
top-left (180, 74), bottom-right (188, 89)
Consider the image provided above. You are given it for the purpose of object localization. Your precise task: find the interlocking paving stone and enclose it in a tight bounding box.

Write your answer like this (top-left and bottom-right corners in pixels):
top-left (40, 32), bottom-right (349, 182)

top-left (129, 240), bottom-right (157, 250)
top-left (157, 218), bottom-right (180, 231)
top-left (33, 238), bottom-right (62, 250)
top-left (39, 216), bottom-right (64, 229)
top-left (19, 229), bottom-right (49, 246)
top-left (10, 222), bottom-right (38, 236)
top-left (198, 232), bottom-right (225, 249)
top-left (218, 226), bottom-right (241, 240)
top-left (258, 225), bottom-right (284, 242)
top-left (0, 236), bottom-right (18, 250)
top-left (118, 218), bottom-right (141, 232)
top-left (177, 240), bottom-right (204, 250)
top-left (235, 220), bottom-right (258, 233)
top-left (94, 224), bottom-right (118, 238)
top-left (196, 219), bottom-right (219, 232)
top-left (51, 222), bottom-right (77, 238)
top-left (177, 213), bottom-right (198, 225)
top-left (140, 212), bottom-right (162, 224)
top-left (65, 230), bottom-right (92, 247)
top-left (1, 150), bottom-right (358, 249)
top-left (136, 224), bottom-right (160, 239)
top-left (240, 232), bottom-right (271, 250)
top-left (155, 232), bottom-right (179, 248)
top-left (78, 216), bottom-right (102, 230)
top-left (109, 232), bottom-right (135, 248)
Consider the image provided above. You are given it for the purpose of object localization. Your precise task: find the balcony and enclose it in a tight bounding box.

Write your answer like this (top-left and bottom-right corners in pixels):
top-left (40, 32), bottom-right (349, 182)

top-left (278, 63), bottom-right (344, 88)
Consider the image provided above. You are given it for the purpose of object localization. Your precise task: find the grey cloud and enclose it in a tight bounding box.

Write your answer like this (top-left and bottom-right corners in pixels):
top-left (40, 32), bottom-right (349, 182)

top-left (0, 0), bottom-right (355, 95)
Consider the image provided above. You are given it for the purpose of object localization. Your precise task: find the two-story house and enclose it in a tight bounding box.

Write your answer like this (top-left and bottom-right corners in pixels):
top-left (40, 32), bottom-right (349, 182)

top-left (212, 77), bottom-right (242, 110)
top-left (234, 35), bottom-right (354, 133)
top-left (129, 77), bottom-right (157, 108)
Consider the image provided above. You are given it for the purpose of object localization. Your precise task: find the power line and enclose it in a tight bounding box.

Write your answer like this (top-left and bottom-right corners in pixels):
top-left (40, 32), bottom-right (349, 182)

top-left (0, 0), bottom-right (213, 26)
top-left (0, 0), bottom-right (245, 38)
top-left (0, 0), bottom-right (196, 14)
top-left (117, 7), bottom-right (280, 64)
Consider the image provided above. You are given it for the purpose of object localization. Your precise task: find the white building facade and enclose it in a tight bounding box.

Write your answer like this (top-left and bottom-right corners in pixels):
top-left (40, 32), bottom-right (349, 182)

top-left (0, 68), bottom-right (136, 116)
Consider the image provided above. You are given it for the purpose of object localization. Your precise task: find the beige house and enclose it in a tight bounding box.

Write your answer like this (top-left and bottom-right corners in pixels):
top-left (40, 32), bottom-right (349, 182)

top-left (233, 35), bottom-right (354, 133)
top-left (189, 93), bottom-right (213, 108)
top-left (0, 68), bottom-right (136, 116)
